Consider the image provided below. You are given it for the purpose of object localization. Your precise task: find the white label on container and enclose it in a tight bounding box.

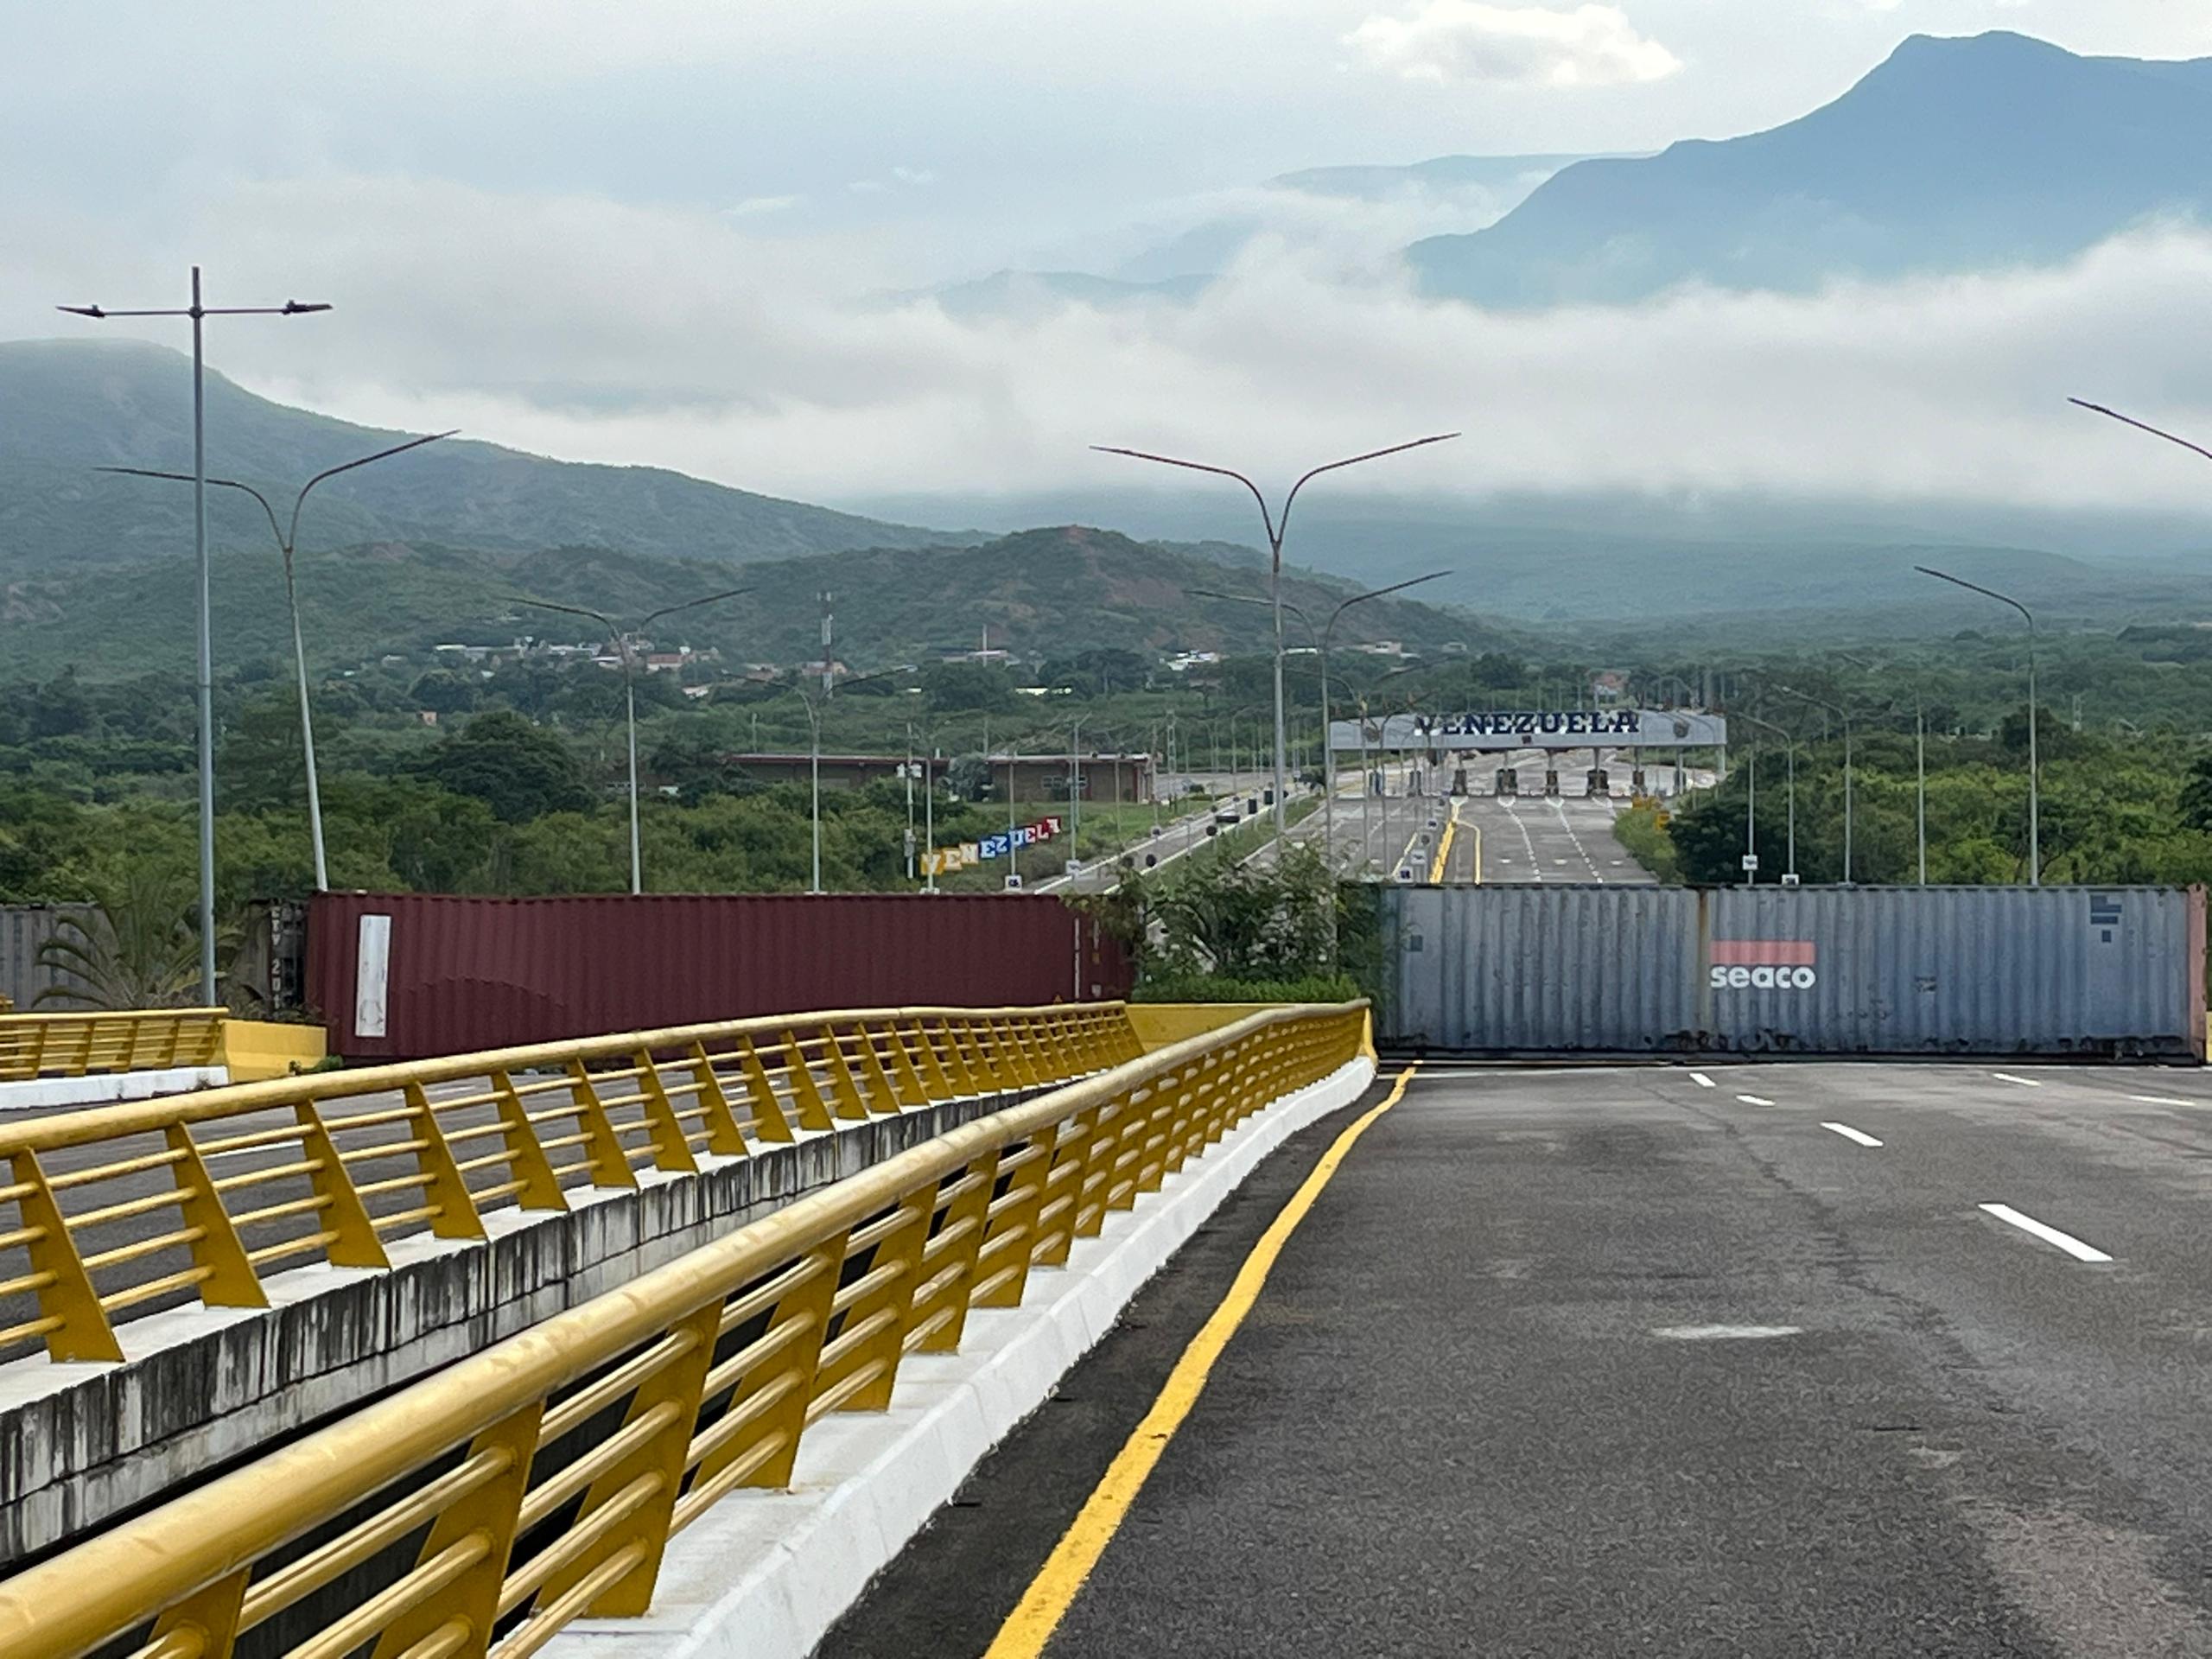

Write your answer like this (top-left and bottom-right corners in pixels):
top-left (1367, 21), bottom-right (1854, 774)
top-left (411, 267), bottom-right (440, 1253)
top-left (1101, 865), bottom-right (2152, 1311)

top-left (355, 914), bottom-right (392, 1039)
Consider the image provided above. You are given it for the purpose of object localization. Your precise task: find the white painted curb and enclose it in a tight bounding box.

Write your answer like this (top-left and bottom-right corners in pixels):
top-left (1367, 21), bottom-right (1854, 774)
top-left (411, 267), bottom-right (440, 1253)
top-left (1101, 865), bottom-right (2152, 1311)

top-left (0, 1066), bottom-right (226, 1114)
top-left (543, 1053), bottom-right (1379, 1659)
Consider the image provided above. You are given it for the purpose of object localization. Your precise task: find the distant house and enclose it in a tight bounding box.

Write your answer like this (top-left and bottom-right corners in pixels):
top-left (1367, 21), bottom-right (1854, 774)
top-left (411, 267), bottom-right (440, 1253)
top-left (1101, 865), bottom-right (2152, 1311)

top-left (1593, 671), bottom-right (1630, 703)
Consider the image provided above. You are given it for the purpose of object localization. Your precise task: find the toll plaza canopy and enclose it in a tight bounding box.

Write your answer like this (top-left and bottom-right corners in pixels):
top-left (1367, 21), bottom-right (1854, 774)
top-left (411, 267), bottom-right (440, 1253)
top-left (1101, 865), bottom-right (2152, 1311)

top-left (1329, 708), bottom-right (1728, 753)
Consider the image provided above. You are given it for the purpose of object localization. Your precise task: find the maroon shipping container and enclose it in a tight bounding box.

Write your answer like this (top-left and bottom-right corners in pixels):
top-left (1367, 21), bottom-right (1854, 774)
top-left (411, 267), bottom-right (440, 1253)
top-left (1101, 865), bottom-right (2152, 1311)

top-left (307, 893), bottom-right (1135, 1061)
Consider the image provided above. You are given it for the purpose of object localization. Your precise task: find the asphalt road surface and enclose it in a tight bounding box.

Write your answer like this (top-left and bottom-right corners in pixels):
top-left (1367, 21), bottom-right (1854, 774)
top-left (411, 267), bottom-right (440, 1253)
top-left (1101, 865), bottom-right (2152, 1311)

top-left (826, 1061), bottom-right (2212, 1657)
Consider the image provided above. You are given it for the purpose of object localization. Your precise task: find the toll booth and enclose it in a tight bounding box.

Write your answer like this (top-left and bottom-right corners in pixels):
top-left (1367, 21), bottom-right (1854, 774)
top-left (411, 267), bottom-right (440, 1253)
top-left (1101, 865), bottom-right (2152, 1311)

top-left (1451, 766), bottom-right (1469, 797)
top-left (1630, 767), bottom-right (1647, 794)
top-left (1542, 769), bottom-right (1561, 798)
top-left (1496, 766), bottom-right (1517, 798)
top-left (1587, 767), bottom-right (1611, 797)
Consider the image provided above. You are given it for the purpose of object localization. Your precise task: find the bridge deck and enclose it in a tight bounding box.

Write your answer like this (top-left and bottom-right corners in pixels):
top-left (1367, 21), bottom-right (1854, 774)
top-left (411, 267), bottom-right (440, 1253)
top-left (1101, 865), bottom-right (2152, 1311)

top-left (830, 1062), bottom-right (2212, 1656)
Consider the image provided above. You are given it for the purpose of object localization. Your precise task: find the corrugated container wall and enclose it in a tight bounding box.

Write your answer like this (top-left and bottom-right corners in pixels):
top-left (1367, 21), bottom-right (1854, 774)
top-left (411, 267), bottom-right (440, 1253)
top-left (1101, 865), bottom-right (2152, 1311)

top-left (308, 893), bottom-right (1135, 1061)
top-left (1379, 885), bottom-right (2207, 1060)
top-left (0, 906), bottom-right (97, 1011)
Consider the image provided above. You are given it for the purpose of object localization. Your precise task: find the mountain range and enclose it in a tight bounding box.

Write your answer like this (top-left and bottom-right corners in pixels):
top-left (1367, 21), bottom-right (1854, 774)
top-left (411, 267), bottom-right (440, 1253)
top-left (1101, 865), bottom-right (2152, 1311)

top-left (936, 34), bottom-right (2212, 315)
top-left (0, 338), bottom-right (963, 575)
top-left (0, 340), bottom-right (1495, 677)
top-left (1414, 31), bottom-right (2212, 306)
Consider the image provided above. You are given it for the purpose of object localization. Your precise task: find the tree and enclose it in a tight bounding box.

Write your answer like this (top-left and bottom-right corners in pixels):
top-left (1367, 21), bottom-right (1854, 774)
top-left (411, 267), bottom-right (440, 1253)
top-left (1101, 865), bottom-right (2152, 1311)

top-left (408, 669), bottom-right (480, 716)
top-left (921, 662), bottom-right (1017, 713)
top-left (35, 866), bottom-right (203, 1009)
top-left (424, 710), bottom-right (593, 823)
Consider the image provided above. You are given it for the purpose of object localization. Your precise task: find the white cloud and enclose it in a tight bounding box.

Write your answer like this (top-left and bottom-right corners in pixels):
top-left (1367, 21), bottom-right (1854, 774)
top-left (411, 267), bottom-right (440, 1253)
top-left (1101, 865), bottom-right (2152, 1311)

top-left (725, 195), bottom-right (801, 218)
top-left (1344, 2), bottom-right (1682, 87)
top-left (21, 173), bottom-right (2212, 527)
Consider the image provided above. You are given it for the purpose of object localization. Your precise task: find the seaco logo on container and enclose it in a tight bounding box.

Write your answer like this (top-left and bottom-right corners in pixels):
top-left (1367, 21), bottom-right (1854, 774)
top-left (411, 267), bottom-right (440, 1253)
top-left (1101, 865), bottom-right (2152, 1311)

top-left (1711, 938), bottom-right (1817, 990)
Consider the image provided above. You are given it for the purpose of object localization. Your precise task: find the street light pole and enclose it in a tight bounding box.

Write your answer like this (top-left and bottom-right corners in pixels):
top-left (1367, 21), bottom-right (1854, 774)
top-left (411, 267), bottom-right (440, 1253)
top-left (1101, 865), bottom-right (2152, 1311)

top-left (1775, 684), bottom-right (1853, 883)
top-left (1733, 711), bottom-right (1797, 882)
top-left (1916, 566), bottom-right (2038, 885)
top-left (513, 588), bottom-right (751, 893)
top-left (104, 429), bottom-right (459, 891)
top-left (779, 664), bottom-right (915, 895)
top-left (1069, 716), bottom-right (1086, 877)
top-left (61, 269), bottom-right (331, 1002)
top-left (1095, 434), bottom-right (1458, 838)
top-left (1190, 566), bottom-right (1451, 869)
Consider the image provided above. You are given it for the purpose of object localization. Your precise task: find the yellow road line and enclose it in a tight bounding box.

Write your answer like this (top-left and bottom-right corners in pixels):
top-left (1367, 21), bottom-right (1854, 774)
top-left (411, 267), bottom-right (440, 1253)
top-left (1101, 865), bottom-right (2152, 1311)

top-left (982, 1063), bottom-right (1421, 1659)
top-left (1427, 800), bottom-right (1459, 883)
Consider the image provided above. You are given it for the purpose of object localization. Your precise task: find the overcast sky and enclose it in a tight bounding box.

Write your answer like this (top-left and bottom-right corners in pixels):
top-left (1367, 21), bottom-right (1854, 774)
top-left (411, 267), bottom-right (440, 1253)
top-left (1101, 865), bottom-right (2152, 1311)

top-left (7, 1), bottom-right (2212, 519)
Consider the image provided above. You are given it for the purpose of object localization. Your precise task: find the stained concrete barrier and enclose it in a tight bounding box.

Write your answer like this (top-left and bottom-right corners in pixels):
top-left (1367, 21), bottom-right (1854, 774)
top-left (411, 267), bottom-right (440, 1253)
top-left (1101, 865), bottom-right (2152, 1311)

top-left (0, 1083), bottom-right (1048, 1567)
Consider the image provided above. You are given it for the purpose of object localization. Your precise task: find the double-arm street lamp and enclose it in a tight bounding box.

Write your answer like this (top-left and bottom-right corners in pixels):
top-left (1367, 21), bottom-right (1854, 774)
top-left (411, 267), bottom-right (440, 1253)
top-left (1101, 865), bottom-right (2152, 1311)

top-left (1092, 435), bottom-right (1458, 838)
top-left (1188, 568), bottom-right (1452, 867)
top-left (1916, 567), bottom-right (2037, 886)
top-left (62, 268), bottom-right (331, 1002)
top-left (1731, 710), bottom-right (1797, 883)
top-left (104, 429), bottom-right (458, 892)
top-left (1773, 684), bottom-right (1855, 884)
top-left (513, 590), bottom-right (752, 894)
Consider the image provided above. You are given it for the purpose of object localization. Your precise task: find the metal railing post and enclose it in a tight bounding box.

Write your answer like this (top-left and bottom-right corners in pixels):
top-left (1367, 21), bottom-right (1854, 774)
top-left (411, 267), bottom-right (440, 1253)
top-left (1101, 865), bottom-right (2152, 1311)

top-left (294, 1103), bottom-right (391, 1268)
top-left (492, 1069), bottom-right (570, 1211)
top-left (163, 1125), bottom-right (268, 1309)
top-left (370, 1402), bottom-right (542, 1659)
top-left (734, 1037), bottom-right (797, 1141)
top-left (10, 1151), bottom-right (123, 1362)
top-left (404, 1082), bottom-right (490, 1240)
top-left (688, 1042), bottom-right (750, 1156)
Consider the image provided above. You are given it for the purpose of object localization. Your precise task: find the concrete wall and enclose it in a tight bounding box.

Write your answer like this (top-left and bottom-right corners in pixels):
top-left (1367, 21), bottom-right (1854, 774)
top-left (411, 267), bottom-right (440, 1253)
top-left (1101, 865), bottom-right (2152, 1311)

top-left (0, 1066), bottom-right (228, 1114)
top-left (0, 1084), bottom-right (1044, 1568)
top-left (219, 1018), bottom-right (327, 1082)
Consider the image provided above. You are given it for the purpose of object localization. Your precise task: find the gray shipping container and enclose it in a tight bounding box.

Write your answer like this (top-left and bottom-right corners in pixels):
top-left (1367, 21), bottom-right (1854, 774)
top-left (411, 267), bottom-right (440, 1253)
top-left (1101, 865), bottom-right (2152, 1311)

top-left (1380, 885), bottom-right (2208, 1060)
top-left (0, 906), bottom-right (95, 1012)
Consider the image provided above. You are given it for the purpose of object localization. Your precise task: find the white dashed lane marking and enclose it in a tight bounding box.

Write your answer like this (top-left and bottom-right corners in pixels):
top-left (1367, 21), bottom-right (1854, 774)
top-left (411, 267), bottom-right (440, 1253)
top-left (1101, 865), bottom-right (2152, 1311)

top-left (1978, 1203), bottom-right (2112, 1263)
top-left (1822, 1122), bottom-right (1883, 1147)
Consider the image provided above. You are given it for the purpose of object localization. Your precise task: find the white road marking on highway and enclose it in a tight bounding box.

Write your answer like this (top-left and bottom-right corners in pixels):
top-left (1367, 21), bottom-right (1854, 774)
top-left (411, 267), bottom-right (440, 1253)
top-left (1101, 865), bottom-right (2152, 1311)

top-left (2129, 1094), bottom-right (2196, 1107)
top-left (1821, 1122), bottom-right (1883, 1147)
top-left (1502, 801), bottom-right (1544, 882)
top-left (1549, 799), bottom-right (1607, 882)
top-left (1653, 1325), bottom-right (1802, 1341)
top-left (1978, 1203), bottom-right (2113, 1262)
top-left (1688, 1071), bottom-right (1715, 1089)
top-left (1990, 1071), bottom-right (2044, 1088)
top-left (1737, 1094), bottom-right (1777, 1107)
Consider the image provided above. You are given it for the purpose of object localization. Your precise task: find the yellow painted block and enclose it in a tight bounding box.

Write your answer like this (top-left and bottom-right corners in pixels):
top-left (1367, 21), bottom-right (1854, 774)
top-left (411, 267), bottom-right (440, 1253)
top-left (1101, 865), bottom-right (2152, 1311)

top-left (1124, 1004), bottom-right (1283, 1052)
top-left (221, 1019), bottom-right (328, 1082)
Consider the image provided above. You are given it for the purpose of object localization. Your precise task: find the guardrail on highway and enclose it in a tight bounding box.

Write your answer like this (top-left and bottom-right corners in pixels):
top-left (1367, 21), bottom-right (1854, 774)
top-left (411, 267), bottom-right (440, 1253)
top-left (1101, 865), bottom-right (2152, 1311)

top-left (0, 1008), bottom-right (226, 1083)
top-left (0, 1001), bottom-right (1364, 1659)
top-left (0, 1004), bottom-right (1140, 1365)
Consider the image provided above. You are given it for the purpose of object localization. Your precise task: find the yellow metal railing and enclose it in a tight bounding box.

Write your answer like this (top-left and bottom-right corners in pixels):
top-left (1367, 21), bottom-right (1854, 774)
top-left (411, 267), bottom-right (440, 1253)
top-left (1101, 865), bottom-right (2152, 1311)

top-left (0, 1002), bottom-right (1364, 1659)
top-left (0, 1008), bottom-right (226, 1083)
top-left (0, 1003), bottom-right (1143, 1365)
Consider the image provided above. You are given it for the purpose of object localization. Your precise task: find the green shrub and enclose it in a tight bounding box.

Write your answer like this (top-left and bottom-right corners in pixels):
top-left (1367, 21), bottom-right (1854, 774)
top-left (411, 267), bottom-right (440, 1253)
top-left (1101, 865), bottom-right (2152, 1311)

top-left (1612, 802), bottom-right (1682, 883)
top-left (1133, 971), bottom-right (1362, 1005)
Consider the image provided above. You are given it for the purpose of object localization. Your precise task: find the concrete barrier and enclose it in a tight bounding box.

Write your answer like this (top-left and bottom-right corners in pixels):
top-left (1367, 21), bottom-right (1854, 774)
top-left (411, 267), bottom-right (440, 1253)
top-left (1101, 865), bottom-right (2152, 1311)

top-left (0, 1066), bottom-right (227, 1115)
